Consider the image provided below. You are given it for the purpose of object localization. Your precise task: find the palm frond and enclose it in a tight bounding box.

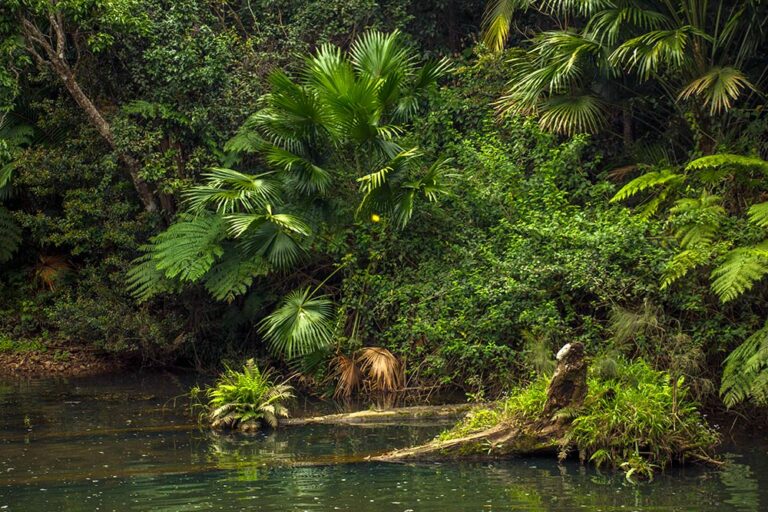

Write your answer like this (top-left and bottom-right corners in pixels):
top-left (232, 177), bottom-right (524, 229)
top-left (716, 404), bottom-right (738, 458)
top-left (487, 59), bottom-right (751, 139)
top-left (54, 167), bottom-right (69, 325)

top-left (185, 167), bottom-right (281, 214)
top-left (678, 67), bottom-right (754, 115)
top-left (357, 347), bottom-right (402, 393)
top-left (350, 30), bottom-right (414, 82)
top-left (331, 354), bottom-right (363, 399)
top-left (586, 6), bottom-right (670, 45)
top-left (259, 287), bottom-right (335, 359)
top-left (539, 93), bottom-right (607, 134)
top-left (610, 26), bottom-right (702, 80)
top-left (236, 217), bottom-right (308, 270)
top-left (481, 0), bottom-right (533, 52)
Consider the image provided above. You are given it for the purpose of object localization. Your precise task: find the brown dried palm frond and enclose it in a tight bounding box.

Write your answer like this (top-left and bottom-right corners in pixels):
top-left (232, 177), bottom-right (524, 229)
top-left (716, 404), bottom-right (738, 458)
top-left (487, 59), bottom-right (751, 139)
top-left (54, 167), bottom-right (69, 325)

top-left (34, 254), bottom-right (71, 290)
top-left (331, 354), bottom-right (362, 399)
top-left (357, 347), bottom-right (402, 393)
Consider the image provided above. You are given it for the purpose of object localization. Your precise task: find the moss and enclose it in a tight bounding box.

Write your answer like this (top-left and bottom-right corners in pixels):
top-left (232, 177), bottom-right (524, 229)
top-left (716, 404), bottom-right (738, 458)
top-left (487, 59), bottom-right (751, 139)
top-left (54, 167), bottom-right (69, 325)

top-left (436, 359), bottom-right (719, 479)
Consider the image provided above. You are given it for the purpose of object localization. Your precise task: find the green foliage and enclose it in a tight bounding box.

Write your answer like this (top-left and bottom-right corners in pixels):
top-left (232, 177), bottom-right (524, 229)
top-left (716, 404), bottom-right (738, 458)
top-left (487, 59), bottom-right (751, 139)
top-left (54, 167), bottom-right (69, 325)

top-left (721, 321), bottom-right (768, 407)
top-left (481, 0), bottom-right (767, 140)
top-left (438, 359), bottom-right (719, 478)
top-left (0, 206), bottom-right (20, 263)
top-left (568, 360), bottom-right (719, 475)
top-left (710, 242), bottom-right (768, 303)
top-left (259, 287), bottom-right (335, 359)
top-left (204, 359), bottom-right (294, 431)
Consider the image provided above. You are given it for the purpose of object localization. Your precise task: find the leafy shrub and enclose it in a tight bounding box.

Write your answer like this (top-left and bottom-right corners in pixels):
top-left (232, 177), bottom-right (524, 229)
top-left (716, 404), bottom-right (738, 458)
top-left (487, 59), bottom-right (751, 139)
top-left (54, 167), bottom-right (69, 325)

top-left (203, 359), bottom-right (294, 431)
top-left (436, 359), bottom-right (718, 479)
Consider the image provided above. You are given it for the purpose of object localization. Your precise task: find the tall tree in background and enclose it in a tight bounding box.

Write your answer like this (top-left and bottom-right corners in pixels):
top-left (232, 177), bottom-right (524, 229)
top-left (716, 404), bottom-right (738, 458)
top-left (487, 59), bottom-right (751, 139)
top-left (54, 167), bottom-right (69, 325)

top-left (2, 0), bottom-right (158, 211)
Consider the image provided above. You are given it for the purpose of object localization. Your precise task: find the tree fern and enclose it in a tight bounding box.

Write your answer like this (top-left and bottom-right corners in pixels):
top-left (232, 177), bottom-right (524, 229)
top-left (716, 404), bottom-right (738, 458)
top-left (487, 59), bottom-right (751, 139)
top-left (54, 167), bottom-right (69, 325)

top-left (721, 322), bottom-right (768, 407)
top-left (660, 247), bottom-right (712, 290)
top-left (126, 250), bottom-right (181, 303)
top-left (668, 192), bottom-right (724, 249)
top-left (710, 242), bottom-right (768, 303)
top-left (610, 168), bottom-right (684, 203)
top-left (686, 154), bottom-right (768, 175)
top-left (748, 201), bottom-right (768, 228)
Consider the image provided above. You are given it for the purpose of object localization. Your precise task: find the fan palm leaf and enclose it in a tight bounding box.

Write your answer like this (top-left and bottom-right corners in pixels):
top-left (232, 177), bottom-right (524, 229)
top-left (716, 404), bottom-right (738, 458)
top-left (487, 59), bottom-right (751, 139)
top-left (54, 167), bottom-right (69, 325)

top-left (185, 167), bottom-right (281, 214)
top-left (259, 287), bottom-right (335, 359)
top-left (678, 67), bottom-right (754, 115)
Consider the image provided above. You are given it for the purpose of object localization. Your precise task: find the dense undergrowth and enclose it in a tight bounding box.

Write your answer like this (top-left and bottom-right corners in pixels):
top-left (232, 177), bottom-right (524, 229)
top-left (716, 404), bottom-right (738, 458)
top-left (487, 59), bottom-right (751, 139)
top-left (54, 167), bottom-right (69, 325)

top-left (439, 359), bottom-right (720, 479)
top-left (1, 0), bottom-right (768, 417)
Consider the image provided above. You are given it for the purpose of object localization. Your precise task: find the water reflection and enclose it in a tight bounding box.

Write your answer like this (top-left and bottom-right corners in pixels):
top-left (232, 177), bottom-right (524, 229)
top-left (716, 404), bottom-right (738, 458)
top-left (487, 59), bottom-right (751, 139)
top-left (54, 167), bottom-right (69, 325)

top-left (0, 373), bottom-right (767, 511)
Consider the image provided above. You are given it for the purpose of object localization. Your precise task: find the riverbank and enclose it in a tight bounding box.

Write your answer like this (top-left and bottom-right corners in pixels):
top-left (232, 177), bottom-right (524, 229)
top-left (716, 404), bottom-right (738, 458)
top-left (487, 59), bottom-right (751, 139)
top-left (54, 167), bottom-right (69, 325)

top-left (0, 344), bottom-right (124, 378)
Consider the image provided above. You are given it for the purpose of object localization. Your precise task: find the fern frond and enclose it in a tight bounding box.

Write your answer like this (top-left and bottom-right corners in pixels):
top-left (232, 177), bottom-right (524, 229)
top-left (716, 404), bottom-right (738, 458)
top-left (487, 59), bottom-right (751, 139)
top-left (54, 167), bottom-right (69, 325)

top-left (661, 248), bottom-right (712, 290)
top-left (748, 202), bottom-right (768, 228)
top-left (203, 248), bottom-right (269, 302)
top-left (126, 250), bottom-right (181, 302)
top-left (152, 214), bottom-right (227, 282)
top-left (610, 169), bottom-right (684, 203)
top-left (668, 192), bottom-right (724, 249)
top-left (710, 242), bottom-right (768, 302)
top-left (721, 322), bottom-right (768, 407)
top-left (686, 154), bottom-right (768, 175)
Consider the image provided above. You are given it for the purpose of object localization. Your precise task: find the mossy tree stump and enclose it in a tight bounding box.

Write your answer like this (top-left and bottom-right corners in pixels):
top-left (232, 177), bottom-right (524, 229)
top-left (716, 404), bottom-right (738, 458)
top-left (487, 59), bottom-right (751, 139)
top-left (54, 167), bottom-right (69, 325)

top-left (373, 342), bottom-right (587, 462)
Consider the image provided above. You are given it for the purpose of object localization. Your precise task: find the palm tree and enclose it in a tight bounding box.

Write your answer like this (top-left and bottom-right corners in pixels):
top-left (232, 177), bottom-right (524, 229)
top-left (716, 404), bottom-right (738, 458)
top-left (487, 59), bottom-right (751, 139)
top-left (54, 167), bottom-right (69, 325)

top-left (228, 30), bottom-right (453, 225)
top-left (127, 31), bottom-right (453, 360)
top-left (481, 1), bottom-right (767, 142)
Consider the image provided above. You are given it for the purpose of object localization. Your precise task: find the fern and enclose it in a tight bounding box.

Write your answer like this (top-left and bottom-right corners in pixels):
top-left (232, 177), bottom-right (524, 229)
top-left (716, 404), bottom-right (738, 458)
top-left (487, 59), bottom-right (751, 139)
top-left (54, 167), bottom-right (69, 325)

top-left (152, 214), bottom-right (227, 282)
top-left (710, 242), bottom-right (768, 302)
top-left (660, 247), bottom-right (712, 290)
top-left (203, 248), bottom-right (268, 302)
top-left (721, 322), bottom-right (768, 407)
top-left (686, 153), bottom-right (768, 175)
top-left (610, 168), bottom-right (684, 203)
top-left (748, 201), bottom-right (768, 228)
top-left (126, 250), bottom-right (181, 302)
top-left (668, 192), bottom-right (724, 249)
top-left (0, 206), bottom-right (21, 263)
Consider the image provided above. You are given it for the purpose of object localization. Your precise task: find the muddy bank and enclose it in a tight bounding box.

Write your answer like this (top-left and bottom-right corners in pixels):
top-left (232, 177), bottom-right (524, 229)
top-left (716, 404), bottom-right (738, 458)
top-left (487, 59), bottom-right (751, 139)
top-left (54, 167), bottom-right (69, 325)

top-left (0, 346), bottom-right (124, 378)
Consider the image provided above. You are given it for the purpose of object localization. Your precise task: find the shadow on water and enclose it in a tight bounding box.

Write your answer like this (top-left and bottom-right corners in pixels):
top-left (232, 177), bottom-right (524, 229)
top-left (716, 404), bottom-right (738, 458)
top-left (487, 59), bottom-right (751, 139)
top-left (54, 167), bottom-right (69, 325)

top-left (1, 372), bottom-right (767, 511)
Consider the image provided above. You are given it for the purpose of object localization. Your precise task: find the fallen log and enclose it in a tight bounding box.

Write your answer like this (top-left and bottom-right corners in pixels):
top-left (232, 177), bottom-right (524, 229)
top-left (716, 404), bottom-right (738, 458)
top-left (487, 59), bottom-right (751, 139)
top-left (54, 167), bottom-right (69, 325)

top-left (372, 342), bottom-right (587, 462)
top-left (283, 403), bottom-right (477, 426)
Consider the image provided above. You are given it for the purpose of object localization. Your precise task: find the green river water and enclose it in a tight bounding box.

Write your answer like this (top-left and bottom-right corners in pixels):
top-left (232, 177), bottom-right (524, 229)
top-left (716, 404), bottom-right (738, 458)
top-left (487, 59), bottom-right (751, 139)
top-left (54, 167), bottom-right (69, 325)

top-left (0, 372), bottom-right (766, 511)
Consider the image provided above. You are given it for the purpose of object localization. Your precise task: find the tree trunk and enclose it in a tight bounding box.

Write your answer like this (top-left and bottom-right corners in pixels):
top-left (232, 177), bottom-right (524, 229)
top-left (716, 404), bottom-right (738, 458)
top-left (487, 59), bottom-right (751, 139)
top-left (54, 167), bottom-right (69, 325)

top-left (20, 14), bottom-right (158, 212)
top-left (373, 342), bottom-right (588, 462)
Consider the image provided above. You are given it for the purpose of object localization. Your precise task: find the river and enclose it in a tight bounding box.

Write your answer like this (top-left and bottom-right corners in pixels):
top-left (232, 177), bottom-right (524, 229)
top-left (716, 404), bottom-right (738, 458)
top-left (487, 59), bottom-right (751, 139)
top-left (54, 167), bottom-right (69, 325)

top-left (0, 372), bottom-right (766, 511)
